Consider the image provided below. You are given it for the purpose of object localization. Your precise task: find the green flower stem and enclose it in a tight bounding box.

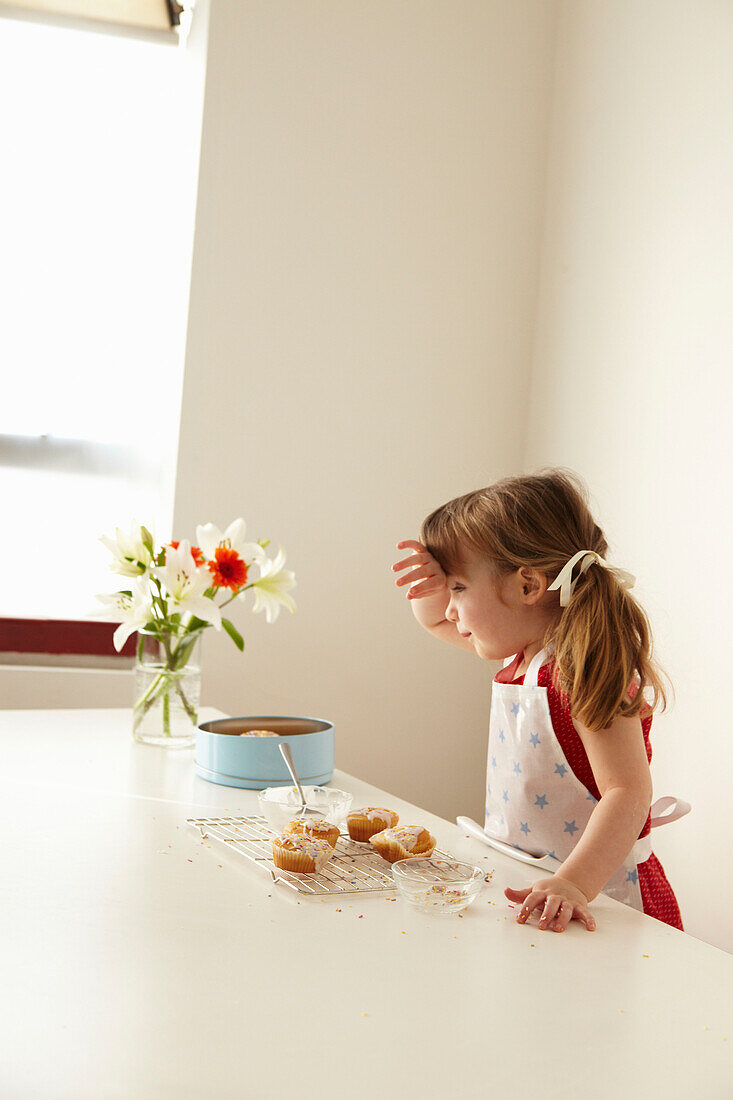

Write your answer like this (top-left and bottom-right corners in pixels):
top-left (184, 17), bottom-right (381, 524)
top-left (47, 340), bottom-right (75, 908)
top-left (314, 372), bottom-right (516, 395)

top-left (174, 680), bottom-right (198, 723)
top-left (170, 634), bottom-right (201, 670)
top-left (133, 620), bottom-right (203, 735)
top-left (133, 669), bottom-right (168, 716)
top-left (133, 666), bottom-right (198, 732)
top-left (133, 670), bottom-right (172, 731)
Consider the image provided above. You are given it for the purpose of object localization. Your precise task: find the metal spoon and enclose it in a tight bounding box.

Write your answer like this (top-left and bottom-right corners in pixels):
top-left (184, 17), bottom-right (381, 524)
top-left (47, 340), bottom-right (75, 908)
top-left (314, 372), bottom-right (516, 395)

top-left (278, 742), bottom-right (323, 817)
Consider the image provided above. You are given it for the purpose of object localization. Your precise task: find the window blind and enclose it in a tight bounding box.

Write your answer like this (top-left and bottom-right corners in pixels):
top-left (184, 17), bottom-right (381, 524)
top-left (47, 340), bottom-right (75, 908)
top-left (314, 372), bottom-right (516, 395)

top-left (0, 0), bottom-right (189, 34)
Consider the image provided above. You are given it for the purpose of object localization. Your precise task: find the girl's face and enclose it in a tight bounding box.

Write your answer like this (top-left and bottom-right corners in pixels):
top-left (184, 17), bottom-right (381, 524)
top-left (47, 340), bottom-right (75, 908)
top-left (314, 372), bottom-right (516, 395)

top-left (444, 550), bottom-right (555, 662)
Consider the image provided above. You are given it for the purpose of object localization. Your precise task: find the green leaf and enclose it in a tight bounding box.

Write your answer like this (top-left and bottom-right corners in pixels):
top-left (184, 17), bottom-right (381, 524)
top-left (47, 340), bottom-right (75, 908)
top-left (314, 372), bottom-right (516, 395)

top-left (222, 618), bottom-right (245, 652)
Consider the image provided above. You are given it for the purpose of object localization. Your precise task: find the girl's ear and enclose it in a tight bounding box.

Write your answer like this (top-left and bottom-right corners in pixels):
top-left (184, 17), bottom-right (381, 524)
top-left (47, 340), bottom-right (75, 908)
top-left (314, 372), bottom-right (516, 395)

top-left (519, 567), bottom-right (548, 602)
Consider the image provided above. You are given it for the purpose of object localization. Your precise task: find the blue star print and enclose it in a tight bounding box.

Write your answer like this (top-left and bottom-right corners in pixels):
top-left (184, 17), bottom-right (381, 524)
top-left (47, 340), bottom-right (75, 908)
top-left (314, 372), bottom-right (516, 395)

top-left (529, 732), bottom-right (540, 747)
top-left (502, 790), bottom-right (509, 803)
top-left (627, 869), bottom-right (639, 885)
top-left (511, 702), bottom-right (520, 716)
top-left (534, 794), bottom-right (548, 810)
top-left (554, 763), bottom-right (568, 778)
top-left (513, 762), bottom-right (522, 776)
top-left (520, 822), bottom-right (531, 836)
top-left (498, 729), bottom-right (505, 742)
top-left (491, 756), bottom-right (497, 769)
top-left (563, 820), bottom-right (579, 836)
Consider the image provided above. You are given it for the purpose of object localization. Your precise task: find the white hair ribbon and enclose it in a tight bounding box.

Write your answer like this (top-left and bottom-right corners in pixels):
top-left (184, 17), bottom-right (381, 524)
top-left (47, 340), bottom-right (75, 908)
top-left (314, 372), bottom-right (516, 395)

top-left (547, 549), bottom-right (636, 608)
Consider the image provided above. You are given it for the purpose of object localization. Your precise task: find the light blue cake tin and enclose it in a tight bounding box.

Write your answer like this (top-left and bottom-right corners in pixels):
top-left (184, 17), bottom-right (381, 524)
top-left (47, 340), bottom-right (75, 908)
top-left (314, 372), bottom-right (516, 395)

top-left (195, 715), bottom-right (334, 790)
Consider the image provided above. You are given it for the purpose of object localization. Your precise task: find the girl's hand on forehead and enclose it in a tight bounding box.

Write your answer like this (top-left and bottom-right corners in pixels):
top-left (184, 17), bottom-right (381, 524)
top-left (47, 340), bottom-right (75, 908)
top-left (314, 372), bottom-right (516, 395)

top-left (392, 540), bottom-right (448, 600)
top-left (504, 875), bottom-right (596, 934)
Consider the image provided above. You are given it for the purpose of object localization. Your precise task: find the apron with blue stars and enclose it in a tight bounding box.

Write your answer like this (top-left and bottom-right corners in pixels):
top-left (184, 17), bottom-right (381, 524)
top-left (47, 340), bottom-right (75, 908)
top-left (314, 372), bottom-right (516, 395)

top-left (485, 647), bottom-right (654, 910)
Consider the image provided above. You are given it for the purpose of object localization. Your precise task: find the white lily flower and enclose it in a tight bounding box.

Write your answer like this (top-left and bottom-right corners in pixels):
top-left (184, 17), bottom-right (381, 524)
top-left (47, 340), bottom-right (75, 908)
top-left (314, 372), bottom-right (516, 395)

top-left (196, 518), bottom-right (266, 567)
top-left (90, 575), bottom-right (154, 652)
top-left (250, 547), bottom-right (296, 624)
top-left (100, 520), bottom-right (154, 577)
top-left (152, 540), bottom-right (222, 630)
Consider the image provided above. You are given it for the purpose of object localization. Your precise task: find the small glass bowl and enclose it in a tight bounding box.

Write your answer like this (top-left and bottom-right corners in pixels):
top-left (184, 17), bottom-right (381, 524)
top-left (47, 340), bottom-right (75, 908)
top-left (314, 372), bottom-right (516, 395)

top-left (391, 858), bottom-right (485, 916)
top-left (257, 785), bottom-right (353, 832)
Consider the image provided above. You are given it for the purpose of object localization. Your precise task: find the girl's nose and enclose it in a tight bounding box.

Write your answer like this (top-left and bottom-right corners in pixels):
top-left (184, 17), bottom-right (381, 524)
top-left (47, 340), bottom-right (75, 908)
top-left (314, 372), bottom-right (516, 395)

top-left (445, 597), bottom-right (458, 622)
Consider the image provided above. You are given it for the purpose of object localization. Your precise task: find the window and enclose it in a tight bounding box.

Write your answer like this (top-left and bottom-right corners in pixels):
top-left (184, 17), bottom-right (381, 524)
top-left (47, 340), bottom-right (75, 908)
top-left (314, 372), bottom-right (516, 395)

top-left (0, 5), bottom-right (207, 640)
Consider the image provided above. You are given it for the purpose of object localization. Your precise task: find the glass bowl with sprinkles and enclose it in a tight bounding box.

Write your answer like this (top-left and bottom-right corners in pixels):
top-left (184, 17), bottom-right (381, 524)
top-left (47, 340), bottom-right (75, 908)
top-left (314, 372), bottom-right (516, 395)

top-left (391, 858), bottom-right (485, 916)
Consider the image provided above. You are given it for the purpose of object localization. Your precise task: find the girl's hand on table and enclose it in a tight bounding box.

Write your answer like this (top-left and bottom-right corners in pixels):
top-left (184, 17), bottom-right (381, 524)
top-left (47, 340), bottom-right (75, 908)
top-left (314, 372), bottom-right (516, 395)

top-left (505, 875), bottom-right (596, 933)
top-left (392, 540), bottom-right (447, 599)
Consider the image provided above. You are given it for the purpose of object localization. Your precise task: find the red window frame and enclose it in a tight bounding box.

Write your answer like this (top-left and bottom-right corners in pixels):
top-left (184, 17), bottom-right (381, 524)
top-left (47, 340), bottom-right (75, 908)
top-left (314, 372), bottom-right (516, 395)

top-left (0, 618), bottom-right (137, 658)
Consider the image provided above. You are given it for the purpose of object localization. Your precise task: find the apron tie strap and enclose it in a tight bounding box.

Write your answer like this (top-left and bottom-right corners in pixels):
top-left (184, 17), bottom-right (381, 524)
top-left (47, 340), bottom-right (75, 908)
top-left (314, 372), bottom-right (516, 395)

top-left (631, 798), bottom-right (692, 865)
top-left (650, 795), bottom-right (692, 827)
top-left (523, 648), bottom-right (549, 688)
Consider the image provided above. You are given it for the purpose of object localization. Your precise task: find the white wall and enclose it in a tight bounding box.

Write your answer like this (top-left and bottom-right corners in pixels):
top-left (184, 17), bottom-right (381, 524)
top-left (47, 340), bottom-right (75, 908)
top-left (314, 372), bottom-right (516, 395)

top-left (525, 0), bottom-right (733, 951)
top-left (173, 0), bottom-right (557, 823)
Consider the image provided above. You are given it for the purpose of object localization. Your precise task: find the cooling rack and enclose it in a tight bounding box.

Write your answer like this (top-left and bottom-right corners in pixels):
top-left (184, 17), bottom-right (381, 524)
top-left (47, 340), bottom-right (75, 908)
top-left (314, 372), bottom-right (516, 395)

top-left (187, 814), bottom-right (451, 896)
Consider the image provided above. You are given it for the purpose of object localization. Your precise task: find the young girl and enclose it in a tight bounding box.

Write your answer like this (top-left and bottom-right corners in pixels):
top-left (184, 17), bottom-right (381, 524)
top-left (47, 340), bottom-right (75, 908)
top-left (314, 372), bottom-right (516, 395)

top-left (392, 468), bottom-right (687, 934)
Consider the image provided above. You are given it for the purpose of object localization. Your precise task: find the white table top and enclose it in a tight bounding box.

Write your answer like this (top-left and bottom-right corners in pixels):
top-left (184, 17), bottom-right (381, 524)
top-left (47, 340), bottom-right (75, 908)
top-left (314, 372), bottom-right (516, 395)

top-left (2, 708), bottom-right (731, 1099)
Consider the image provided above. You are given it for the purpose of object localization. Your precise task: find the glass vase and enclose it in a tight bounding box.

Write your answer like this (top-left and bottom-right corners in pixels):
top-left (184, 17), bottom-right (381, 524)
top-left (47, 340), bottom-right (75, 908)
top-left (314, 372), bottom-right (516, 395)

top-left (133, 628), bottom-right (203, 748)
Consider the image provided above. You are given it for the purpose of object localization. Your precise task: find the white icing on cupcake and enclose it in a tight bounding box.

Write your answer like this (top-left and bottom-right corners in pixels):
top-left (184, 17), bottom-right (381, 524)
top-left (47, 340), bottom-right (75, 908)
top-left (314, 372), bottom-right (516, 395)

top-left (287, 817), bottom-right (336, 836)
top-left (350, 807), bottom-right (395, 825)
top-left (379, 825), bottom-right (425, 851)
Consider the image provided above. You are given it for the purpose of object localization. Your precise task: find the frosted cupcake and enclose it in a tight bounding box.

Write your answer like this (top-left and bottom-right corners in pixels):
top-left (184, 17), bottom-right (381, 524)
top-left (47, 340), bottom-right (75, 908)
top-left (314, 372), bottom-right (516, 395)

top-left (283, 816), bottom-right (340, 849)
top-left (271, 833), bottom-right (334, 874)
top-left (370, 825), bottom-right (436, 863)
top-left (346, 807), bottom-right (399, 843)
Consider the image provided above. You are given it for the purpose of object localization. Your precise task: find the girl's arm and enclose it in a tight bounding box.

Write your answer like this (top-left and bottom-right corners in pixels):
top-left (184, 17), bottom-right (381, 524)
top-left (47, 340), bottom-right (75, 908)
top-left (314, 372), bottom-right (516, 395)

top-left (392, 540), bottom-right (475, 652)
top-left (553, 710), bottom-right (653, 901)
top-left (505, 708), bottom-right (653, 932)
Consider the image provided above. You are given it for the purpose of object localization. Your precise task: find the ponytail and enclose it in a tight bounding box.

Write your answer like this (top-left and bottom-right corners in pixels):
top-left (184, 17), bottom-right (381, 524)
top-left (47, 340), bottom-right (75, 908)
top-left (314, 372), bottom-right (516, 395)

top-left (544, 559), bottom-right (672, 731)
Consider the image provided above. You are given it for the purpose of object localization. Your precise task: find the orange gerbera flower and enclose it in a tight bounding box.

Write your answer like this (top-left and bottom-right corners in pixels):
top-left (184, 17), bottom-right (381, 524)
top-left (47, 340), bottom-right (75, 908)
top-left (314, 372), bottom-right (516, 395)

top-left (208, 546), bottom-right (248, 591)
top-left (168, 540), bottom-right (205, 567)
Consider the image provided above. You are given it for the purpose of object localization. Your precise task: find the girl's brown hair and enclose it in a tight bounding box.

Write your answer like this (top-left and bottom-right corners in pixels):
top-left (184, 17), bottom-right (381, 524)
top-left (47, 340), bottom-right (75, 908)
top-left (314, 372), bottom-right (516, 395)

top-left (421, 468), bottom-right (672, 732)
